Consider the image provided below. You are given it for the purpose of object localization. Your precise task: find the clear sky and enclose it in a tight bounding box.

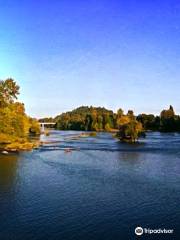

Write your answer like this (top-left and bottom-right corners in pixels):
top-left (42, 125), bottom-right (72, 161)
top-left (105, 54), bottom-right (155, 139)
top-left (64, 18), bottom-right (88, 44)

top-left (1, 0), bottom-right (180, 118)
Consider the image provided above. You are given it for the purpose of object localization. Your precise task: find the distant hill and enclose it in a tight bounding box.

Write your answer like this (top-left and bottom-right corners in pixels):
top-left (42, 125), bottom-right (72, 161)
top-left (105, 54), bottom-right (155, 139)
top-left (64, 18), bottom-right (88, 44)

top-left (39, 105), bottom-right (180, 133)
top-left (54, 106), bottom-right (117, 131)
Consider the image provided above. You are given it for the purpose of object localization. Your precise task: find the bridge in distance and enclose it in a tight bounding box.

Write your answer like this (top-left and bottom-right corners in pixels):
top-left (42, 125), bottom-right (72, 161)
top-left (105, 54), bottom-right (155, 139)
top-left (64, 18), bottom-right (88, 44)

top-left (39, 122), bottom-right (56, 132)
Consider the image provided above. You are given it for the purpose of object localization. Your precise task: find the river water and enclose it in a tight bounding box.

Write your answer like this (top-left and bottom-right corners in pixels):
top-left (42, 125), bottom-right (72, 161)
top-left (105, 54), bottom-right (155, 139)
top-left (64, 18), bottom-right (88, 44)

top-left (0, 131), bottom-right (180, 239)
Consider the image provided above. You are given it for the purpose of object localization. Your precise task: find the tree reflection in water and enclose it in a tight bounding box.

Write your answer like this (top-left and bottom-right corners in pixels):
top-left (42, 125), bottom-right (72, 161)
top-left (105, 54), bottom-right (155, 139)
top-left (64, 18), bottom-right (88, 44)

top-left (0, 154), bottom-right (19, 193)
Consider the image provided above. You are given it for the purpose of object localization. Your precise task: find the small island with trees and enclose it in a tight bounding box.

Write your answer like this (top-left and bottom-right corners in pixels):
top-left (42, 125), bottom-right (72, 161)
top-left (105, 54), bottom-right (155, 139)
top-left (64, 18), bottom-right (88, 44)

top-left (1, 78), bottom-right (180, 153)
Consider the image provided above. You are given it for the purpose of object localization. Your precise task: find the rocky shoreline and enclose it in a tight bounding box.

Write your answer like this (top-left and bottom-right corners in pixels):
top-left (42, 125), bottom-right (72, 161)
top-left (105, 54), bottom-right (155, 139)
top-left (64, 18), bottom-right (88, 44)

top-left (0, 141), bottom-right (40, 154)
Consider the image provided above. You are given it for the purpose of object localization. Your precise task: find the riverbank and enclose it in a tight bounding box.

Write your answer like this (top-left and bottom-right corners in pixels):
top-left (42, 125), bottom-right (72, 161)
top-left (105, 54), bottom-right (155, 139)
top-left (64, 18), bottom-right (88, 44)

top-left (0, 131), bottom-right (98, 153)
top-left (0, 133), bottom-right (40, 153)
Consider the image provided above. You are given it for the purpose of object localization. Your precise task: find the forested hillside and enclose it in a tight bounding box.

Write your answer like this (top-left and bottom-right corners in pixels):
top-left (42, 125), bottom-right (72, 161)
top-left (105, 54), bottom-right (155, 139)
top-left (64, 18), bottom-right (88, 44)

top-left (51, 105), bottom-right (180, 142)
top-left (55, 106), bottom-right (116, 131)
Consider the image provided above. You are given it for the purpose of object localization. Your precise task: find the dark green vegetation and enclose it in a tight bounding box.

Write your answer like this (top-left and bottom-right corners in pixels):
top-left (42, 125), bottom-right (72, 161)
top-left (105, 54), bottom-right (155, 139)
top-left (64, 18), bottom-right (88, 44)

top-left (137, 105), bottom-right (180, 132)
top-left (55, 106), bottom-right (116, 131)
top-left (53, 105), bottom-right (180, 133)
top-left (41, 105), bottom-right (180, 143)
top-left (54, 106), bottom-right (144, 142)
top-left (38, 117), bottom-right (54, 123)
top-left (0, 78), bottom-right (40, 151)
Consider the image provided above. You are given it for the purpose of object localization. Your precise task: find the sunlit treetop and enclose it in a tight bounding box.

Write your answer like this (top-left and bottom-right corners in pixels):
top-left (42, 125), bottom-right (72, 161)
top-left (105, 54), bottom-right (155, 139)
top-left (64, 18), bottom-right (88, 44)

top-left (0, 78), bottom-right (20, 106)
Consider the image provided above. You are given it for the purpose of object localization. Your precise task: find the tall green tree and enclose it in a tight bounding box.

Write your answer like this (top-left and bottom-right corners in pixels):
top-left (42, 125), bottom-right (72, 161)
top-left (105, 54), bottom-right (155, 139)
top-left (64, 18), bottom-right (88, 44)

top-left (0, 78), bottom-right (20, 106)
top-left (160, 105), bottom-right (175, 132)
top-left (0, 78), bottom-right (40, 146)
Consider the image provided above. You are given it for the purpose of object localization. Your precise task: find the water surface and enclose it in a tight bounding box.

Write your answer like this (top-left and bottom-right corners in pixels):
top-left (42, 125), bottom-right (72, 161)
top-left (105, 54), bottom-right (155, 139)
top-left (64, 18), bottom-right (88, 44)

top-left (0, 131), bottom-right (180, 239)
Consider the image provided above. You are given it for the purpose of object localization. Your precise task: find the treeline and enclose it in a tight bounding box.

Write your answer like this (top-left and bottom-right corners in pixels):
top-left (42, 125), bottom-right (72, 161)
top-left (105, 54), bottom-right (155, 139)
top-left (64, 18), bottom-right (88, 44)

top-left (0, 78), bottom-right (40, 151)
top-left (55, 106), bottom-right (117, 131)
top-left (51, 105), bottom-right (180, 133)
top-left (54, 106), bottom-right (143, 142)
top-left (137, 105), bottom-right (180, 132)
top-left (38, 117), bottom-right (54, 123)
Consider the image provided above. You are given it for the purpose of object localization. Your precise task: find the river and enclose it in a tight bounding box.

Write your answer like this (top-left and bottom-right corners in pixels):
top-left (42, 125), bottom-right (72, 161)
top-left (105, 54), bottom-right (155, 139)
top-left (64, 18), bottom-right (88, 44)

top-left (0, 131), bottom-right (180, 239)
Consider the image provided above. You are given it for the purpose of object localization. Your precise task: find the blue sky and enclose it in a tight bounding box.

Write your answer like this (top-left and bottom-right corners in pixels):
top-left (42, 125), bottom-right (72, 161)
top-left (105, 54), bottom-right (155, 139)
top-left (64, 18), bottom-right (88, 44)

top-left (1, 0), bottom-right (180, 117)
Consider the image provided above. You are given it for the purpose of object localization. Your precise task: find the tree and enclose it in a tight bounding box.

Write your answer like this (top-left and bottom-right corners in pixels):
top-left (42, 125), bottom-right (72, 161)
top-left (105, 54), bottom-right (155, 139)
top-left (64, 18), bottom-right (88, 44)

top-left (0, 78), bottom-right (20, 106)
top-left (160, 105), bottom-right (175, 132)
top-left (85, 114), bottom-right (92, 131)
top-left (117, 111), bottom-right (144, 142)
top-left (55, 106), bottom-right (116, 131)
top-left (0, 78), bottom-right (40, 148)
top-left (105, 123), bottom-right (111, 131)
top-left (137, 114), bottom-right (158, 130)
top-left (117, 108), bottom-right (123, 118)
top-left (97, 115), bottom-right (103, 130)
top-left (29, 118), bottom-right (41, 135)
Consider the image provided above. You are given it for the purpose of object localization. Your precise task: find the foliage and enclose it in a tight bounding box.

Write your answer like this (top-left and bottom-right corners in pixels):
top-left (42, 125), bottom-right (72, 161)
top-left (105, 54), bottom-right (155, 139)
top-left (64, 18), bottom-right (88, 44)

top-left (40, 104), bottom-right (180, 141)
top-left (137, 106), bottom-right (180, 132)
top-left (29, 118), bottom-right (41, 135)
top-left (137, 114), bottom-right (160, 131)
top-left (38, 117), bottom-right (54, 123)
top-left (0, 78), bottom-right (40, 150)
top-left (5, 141), bottom-right (38, 151)
top-left (117, 111), bottom-right (144, 142)
top-left (160, 105), bottom-right (176, 132)
top-left (0, 78), bottom-right (20, 107)
top-left (55, 106), bottom-right (116, 131)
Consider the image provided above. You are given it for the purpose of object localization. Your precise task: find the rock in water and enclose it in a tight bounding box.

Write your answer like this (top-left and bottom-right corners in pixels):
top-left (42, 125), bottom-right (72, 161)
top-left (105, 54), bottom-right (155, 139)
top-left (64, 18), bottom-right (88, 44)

top-left (2, 151), bottom-right (8, 154)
